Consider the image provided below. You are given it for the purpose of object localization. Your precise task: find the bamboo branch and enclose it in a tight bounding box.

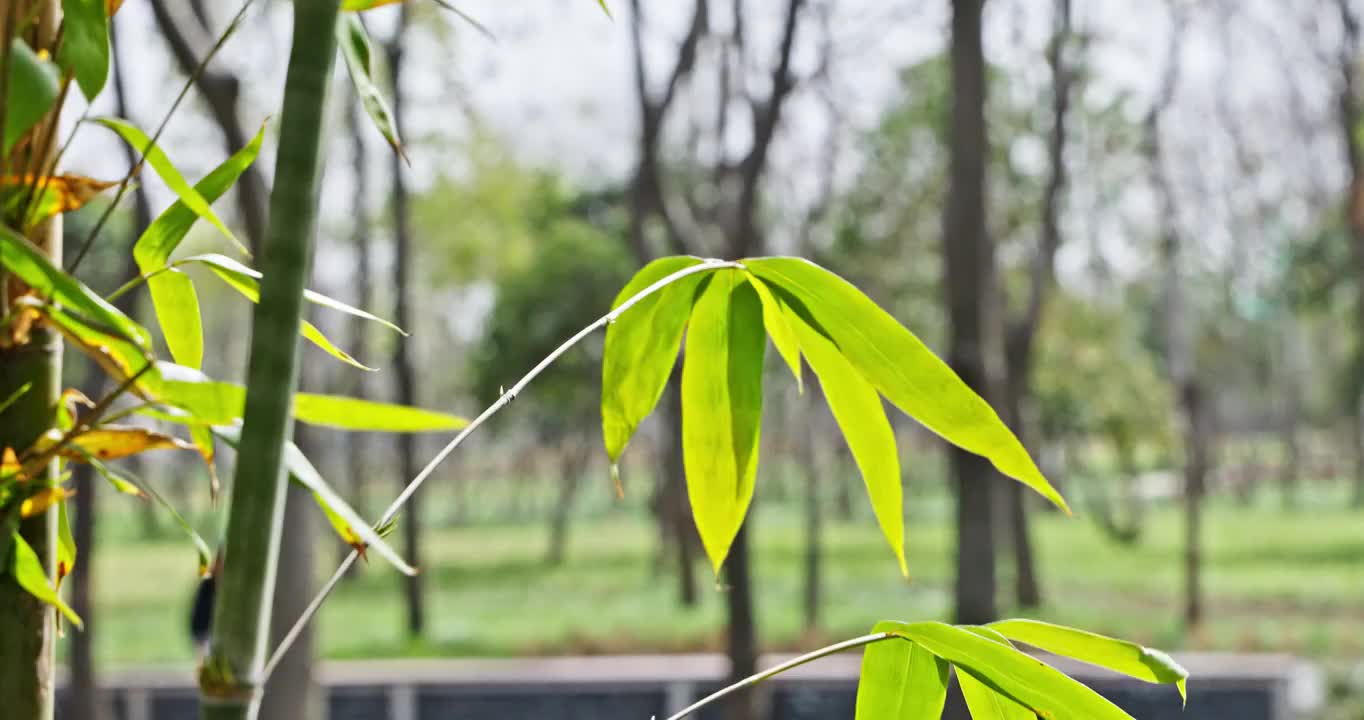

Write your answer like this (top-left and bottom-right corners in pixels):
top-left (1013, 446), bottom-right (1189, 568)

top-left (660, 632), bottom-right (893, 720)
top-left (263, 258), bottom-right (742, 678)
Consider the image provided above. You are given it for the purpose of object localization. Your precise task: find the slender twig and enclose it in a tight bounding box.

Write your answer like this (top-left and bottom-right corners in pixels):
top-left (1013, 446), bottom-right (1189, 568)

top-left (262, 258), bottom-right (741, 679)
top-left (20, 360), bottom-right (154, 474)
top-left (661, 632), bottom-right (894, 720)
top-left (67, 0), bottom-right (258, 274)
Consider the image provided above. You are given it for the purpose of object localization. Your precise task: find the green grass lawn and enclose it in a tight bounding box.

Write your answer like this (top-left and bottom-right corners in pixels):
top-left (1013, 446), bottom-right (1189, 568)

top-left (83, 487), bottom-right (1364, 669)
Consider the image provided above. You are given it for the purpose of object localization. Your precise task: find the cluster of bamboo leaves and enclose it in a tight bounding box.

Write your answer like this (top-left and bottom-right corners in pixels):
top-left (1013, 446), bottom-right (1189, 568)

top-left (602, 258), bottom-right (1188, 719)
top-left (4, 0), bottom-right (1190, 718)
top-left (1, 0), bottom-right (465, 627)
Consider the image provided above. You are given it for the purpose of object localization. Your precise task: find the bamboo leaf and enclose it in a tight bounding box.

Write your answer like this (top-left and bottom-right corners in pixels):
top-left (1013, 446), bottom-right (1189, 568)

top-left (94, 117), bottom-right (248, 256)
top-left (337, 14), bottom-right (407, 162)
top-left (213, 427), bottom-right (416, 575)
top-left (189, 424), bottom-right (219, 500)
top-left (1, 174), bottom-right (119, 225)
top-left (0, 226), bottom-right (153, 350)
top-left (59, 0), bottom-right (111, 99)
top-left (746, 257), bottom-right (1068, 513)
top-left (19, 486), bottom-right (71, 518)
top-left (8, 532), bottom-right (82, 629)
top-left (89, 459), bottom-right (212, 574)
top-left (882, 621), bottom-right (1133, 719)
top-left (134, 122), bottom-right (266, 270)
top-left (65, 425), bottom-right (197, 462)
top-left (340, 0), bottom-right (400, 9)
top-left (681, 269), bottom-right (765, 573)
top-left (292, 393), bottom-right (467, 432)
top-left (989, 619), bottom-right (1189, 702)
top-left (744, 272), bottom-right (802, 392)
top-left (149, 269), bottom-right (204, 369)
top-left (4, 41), bottom-right (59, 153)
top-left (958, 626), bottom-right (1038, 720)
top-left (148, 362), bottom-right (467, 432)
top-left (183, 253), bottom-right (403, 333)
top-left (0, 383), bottom-right (33, 419)
top-left (186, 254), bottom-right (370, 369)
top-left (855, 637), bottom-right (949, 720)
top-left (601, 255), bottom-right (707, 462)
top-left (786, 304), bottom-right (905, 576)
top-left (56, 501), bottom-right (75, 590)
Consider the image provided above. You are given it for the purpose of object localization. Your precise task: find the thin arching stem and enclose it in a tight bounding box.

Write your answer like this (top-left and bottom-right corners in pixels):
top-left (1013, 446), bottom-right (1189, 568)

top-left (661, 632), bottom-right (894, 720)
top-left (67, 0), bottom-right (258, 274)
top-left (262, 258), bottom-right (741, 679)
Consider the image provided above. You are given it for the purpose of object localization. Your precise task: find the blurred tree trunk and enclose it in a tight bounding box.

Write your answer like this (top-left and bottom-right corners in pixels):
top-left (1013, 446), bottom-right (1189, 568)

top-left (944, 0), bottom-right (999, 626)
top-left (1353, 408), bottom-right (1364, 508)
top-left (661, 370), bottom-right (698, 607)
top-left (341, 92), bottom-right (373, 573)
top-left (545, 440), bottom-right (589, 566)
top-left (723, 523), bottom-right (759, 720)
top-left (799, 387), bottom-right (823, 631)
top-left (385, 5), bottom-right (424, 639)
top-left (999, 0), bottom-right (1071, 611)
top-left (1277, 334), bottom-right (1301, 511)
top-left (1146, 1), bottom-right (1203, 627)
top-left (67, 19), bottom-right (154, 719)
top-left (1335, 0), bottom-right (1364, 511)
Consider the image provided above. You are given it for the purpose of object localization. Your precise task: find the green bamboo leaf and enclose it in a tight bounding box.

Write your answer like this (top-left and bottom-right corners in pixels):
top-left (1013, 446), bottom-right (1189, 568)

top-left (4, 41), bottom-right (59, 153)
top-left (149, 269), bottom-right (203, 369)
top-left (134, 121), bottom-right (266, 270)
top-left (85, 457), bottom-right (143, 497)
top-left (0, 226), bottom-right (152, 350)
top-left (990, 619), bottom-right (1188, 702)
top-left (958, 626), bottom-right (1037, 720)
top-left (601, 255), bottom-right (707, 461)
top-left (185, 254), bottom-right (372, 369)
top-left (681, 269), bottom-right (765, 573)
top-left (882, 621), bottom-right (1133, 720)
top-left (90, 459), bottom-right (213, 574)
top-left (291, 393), bottom-right (467, 432)
top-left (58, 0), bottom-right (110, 99)
top-left (746, 257), bottom-right (1068, 513)
top-left (147, 362), bottom-right (467, 432)
top-left (56, 500), bottom-right (76, 586)
top-left (337, 13), bottom-right (407, 162)
top-left (787, 305), bottom-right (905, 576)
top-left (854, 637), bottom-right (948, 720)
top-left (182, 253), bottom-right (404, 334)
top-left (213, 426), bottom-right (416, 575)
top-left (189, 423), bottom-right (219, 499)
top-left (93, 117), bottom-right (248, 256)
top-left (0, 383), bottom-right (33, 419)
top-left (744, 272), bottom-right (801, 392)
top-left (960, 670), bottom-right (1037, 720)
top-left (8, 532), bottom-right (82, 629)
top-left (596, 0), bottom-right (612, 17)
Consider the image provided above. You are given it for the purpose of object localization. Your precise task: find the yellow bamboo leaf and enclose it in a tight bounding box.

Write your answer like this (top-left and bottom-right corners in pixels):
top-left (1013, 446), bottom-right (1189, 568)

top-left (107, 0), bottom-right (124, 15)
top-left (66, 426), bottom-right (196, 462)
top-left (1, 174), bottom-right (119, 225)
top-left (20, 486), bottom-right (72, 518)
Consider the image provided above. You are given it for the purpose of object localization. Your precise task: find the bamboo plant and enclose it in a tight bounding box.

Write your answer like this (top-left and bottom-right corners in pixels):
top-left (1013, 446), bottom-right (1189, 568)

top-left (0, 1), bottom-right (1194, 720)
top-left (0, 2), bottom-right (464, 720)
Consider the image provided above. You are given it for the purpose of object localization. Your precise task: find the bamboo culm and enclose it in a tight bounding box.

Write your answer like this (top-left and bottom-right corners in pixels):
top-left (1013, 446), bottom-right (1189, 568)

top-left (198, 0), bottom-right (341, 718)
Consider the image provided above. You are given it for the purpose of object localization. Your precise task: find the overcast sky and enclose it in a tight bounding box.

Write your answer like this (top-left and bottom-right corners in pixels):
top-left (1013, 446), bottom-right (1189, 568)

top-left (59, 0), bottom-right (1345, 297)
